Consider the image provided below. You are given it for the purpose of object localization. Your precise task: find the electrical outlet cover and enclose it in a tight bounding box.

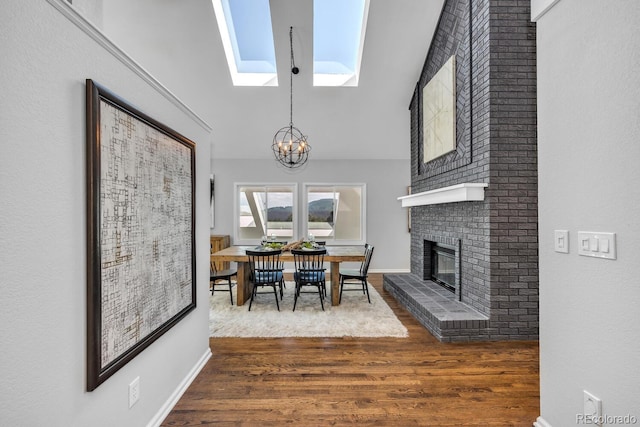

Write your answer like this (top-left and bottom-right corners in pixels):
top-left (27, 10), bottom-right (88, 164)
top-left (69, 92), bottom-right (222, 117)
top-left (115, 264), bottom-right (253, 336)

top-left (129, 377), bottom-right (140, 408)
top-left (583, 390), bottom-right (602, 426)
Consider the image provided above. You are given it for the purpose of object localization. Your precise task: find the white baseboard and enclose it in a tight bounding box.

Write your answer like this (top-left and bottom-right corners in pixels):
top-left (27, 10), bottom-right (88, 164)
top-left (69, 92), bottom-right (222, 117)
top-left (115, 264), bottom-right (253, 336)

top-left (369, 269), bottom-right (410, 274)
top-left (533, 416), bottom-right (552, 427)
top-left (147, 347), bottom-right (212, 427)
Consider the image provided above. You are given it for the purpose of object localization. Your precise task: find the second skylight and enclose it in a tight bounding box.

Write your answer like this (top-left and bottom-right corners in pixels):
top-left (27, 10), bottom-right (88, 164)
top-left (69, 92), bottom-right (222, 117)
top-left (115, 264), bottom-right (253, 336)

top-left (313, 0), bottom-right (369, 87)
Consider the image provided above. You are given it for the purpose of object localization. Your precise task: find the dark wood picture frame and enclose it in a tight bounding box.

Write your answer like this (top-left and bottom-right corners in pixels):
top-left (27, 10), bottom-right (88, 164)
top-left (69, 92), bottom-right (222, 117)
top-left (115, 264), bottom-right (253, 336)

top-left (86, 79), bottom-right (196, 391)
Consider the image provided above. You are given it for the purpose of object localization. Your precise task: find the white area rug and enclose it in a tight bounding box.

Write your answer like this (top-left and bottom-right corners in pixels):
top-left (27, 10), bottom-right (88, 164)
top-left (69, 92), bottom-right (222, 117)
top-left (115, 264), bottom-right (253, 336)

top-left (209, 281), bottom-right (408, 338)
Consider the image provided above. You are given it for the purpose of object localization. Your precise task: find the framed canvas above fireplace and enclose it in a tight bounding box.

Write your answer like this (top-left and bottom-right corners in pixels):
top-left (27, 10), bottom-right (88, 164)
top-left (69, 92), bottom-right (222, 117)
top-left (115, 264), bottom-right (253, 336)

top-left (422, 55), bottom-right (456, 163)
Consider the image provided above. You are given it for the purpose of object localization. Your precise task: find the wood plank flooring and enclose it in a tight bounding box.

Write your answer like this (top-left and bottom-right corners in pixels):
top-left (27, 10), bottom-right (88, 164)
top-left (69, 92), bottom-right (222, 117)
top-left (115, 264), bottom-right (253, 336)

top-left (162, 274), bottom-right (539, 426)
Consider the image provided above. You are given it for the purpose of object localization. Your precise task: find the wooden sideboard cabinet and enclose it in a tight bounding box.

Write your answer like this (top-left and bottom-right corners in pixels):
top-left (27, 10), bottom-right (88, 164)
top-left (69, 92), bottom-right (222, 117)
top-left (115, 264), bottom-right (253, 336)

top-left (210, 235), bottom-right (230, 270)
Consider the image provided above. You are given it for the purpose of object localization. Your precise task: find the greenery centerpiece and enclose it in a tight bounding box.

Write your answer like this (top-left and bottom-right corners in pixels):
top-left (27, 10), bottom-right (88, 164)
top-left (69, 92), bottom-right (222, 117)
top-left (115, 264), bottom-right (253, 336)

top-left (262, 242), bottom-right (283, 250)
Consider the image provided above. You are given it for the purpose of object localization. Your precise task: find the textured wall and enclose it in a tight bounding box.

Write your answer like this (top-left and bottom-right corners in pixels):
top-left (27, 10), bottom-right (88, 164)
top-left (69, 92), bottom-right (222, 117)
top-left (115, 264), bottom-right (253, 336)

top-left (486, 0), bottom-right (539, 338)
top-left (0, 1), bottom-right (212, 425)
top-left (535, 0), bottom-right (640, 424)
top-left (407, 0), bottom-right (538, 339)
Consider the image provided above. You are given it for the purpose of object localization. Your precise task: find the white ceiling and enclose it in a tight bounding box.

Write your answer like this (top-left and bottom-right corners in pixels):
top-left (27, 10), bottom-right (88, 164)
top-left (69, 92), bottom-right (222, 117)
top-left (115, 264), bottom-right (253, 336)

top-left (207, 0), bottom-right (445, 160)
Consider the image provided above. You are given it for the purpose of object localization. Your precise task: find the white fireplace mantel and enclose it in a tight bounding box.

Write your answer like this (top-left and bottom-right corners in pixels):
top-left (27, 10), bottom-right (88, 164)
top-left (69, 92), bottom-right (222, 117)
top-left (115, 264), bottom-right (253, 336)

top-left (397, 183), bottom-right (488, 207)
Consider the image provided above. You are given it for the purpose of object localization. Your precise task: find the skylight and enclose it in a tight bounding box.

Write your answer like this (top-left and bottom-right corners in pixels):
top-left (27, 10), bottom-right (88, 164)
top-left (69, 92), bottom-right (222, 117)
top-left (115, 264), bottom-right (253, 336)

top-left (212, 0), bottom-right (370, 87)
top-left (212, 0), bottom-right (278, 86)
top-left (313, 0), bottom-right (369, 87)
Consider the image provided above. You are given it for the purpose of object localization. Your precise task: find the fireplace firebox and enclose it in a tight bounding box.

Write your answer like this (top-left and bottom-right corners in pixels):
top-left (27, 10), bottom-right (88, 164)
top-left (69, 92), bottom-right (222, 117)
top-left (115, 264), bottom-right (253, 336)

top-left (423, 238), bottom-right (460, 297)
top-left (431, 244), bottom-right (456, 292)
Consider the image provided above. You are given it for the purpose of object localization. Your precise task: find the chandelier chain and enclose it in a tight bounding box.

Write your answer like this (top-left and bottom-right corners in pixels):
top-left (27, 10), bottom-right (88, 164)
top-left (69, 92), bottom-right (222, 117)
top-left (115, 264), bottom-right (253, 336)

top-left (289, 26), bottom-right (295, 127)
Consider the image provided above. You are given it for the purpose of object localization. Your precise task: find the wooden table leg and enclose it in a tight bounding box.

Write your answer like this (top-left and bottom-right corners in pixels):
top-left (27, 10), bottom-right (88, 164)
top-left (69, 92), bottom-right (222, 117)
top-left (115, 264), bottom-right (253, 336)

top-left (330, 261), bottom-right (340, 306)
top-left (236, 262), bottom-right (251, 306)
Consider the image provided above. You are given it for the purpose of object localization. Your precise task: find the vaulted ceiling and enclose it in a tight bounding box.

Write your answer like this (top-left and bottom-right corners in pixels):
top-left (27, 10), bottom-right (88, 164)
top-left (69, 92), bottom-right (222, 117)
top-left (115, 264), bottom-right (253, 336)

top-left (206, 0), bottom-right (445, 160)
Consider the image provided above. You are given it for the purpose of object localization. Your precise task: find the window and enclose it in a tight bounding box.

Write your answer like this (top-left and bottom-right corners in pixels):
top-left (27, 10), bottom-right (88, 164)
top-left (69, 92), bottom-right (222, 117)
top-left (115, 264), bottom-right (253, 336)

top-left (234, 183), bottom-right (365, 246)
top-left (212, 0), bottom-right (370, 87)
top-left (212, 0), bottom-right (278, 87)
top-left (235, 184), bottom-right (297, 244)
top-left (313, 0), bottom-right (370, 87)
top-left (303, 184), bottom-right (366, 245)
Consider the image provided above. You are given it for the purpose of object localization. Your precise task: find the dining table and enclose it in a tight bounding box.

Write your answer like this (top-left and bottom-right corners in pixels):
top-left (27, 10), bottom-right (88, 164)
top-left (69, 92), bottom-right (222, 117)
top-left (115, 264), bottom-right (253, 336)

top-left (210, 245), bottom-right (366, 306)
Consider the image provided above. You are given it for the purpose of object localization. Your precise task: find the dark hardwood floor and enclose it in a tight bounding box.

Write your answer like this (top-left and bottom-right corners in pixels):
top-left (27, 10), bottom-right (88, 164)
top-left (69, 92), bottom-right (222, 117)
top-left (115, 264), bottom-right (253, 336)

top-left (162, 273), bottom-right (539, 426)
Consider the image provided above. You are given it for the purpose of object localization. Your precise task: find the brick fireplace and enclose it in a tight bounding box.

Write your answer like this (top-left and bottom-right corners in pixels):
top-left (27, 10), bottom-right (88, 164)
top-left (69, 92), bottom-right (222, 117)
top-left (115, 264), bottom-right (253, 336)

top-left (383, 0), bottom-right (539, 342)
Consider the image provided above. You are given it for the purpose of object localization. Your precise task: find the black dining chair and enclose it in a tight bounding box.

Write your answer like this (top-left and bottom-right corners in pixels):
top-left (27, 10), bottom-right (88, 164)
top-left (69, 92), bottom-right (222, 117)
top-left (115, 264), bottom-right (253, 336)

top-left (292, 248), bottom-right (327, 311)
top-left (339, 244), bottom-right (374, 304)
top-left (246, 249), bottom-right (284, 311)
top-left (260, 241), bottom-right (288, 295)
top-left (210, 260), bottom-right (237, 305)
top-left (311, 240), bottom-right (327, 296)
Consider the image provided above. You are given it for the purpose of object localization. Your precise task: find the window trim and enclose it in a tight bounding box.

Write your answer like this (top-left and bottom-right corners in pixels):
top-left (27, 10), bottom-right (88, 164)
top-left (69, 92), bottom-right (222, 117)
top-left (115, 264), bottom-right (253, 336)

top-left (233, 182), bottom-right (298, 245)
top-left (302, 183), bottom-right (367, 246)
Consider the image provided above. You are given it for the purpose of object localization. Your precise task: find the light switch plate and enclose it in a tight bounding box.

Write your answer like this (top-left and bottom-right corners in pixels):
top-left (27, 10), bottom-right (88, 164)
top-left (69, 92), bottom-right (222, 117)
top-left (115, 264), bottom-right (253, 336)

top-left (554, 230), bottom-right (569, 253)
top-left (578, 232), bottom-right (616, 260)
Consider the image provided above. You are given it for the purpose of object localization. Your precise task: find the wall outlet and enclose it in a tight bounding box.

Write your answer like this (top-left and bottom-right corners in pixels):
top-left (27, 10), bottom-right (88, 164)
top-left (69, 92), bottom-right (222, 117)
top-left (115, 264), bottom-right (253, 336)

top-left (129, 377), bottom-right (140, 408)
top-left (583, 390), bottom-right (602, 426)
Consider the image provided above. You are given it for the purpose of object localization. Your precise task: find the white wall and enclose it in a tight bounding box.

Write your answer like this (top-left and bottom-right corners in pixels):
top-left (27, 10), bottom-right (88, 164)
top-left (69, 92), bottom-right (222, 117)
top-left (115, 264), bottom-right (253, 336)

top-left (535, 0), bottom-right (640, 425)
top-left (0, 1), bottom-right (212, 425)
top-left (102, 0), bottom-right (221, 126)
top-left (211, 159), bottom-right (411, 272)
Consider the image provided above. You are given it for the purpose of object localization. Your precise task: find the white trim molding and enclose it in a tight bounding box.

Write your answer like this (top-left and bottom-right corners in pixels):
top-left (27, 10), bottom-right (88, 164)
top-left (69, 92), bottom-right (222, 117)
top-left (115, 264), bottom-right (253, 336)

top-left (46, 0), bottom-right (212, 133)
top-left (531, 0), bottom-right (562, 22)
top-left (533, 416), bottom-right (553, 427)
top-left (147, 348), bottom-right (212, 427)
top-left (369, 269), bottom-right (410, 274)
top-left (397, 183), bottom-right (488, 208)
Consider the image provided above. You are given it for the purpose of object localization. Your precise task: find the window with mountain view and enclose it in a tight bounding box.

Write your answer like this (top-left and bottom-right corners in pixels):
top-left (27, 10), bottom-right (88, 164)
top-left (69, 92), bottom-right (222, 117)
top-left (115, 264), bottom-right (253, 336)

top-left (235, 184), bottom-right (297, 244)
top-left (304, 184), bottom-right (365, 244)
top-left (234, 183), bottom-right (364, 245)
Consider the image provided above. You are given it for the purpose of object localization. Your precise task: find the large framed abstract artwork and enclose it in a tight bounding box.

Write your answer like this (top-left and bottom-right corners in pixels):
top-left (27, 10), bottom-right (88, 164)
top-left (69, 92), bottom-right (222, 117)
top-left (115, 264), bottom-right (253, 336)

top-left (86, 79), bottom-right (196, 391)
